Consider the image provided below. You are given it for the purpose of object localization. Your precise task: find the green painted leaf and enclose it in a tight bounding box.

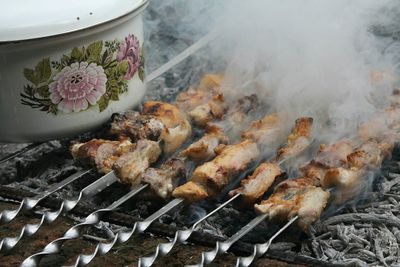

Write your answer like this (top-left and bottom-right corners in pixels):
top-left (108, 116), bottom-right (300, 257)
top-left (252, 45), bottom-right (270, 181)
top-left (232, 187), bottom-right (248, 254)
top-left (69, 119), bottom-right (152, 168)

top-left (23, 68), bottom-right (39, 86)
top-left (71, 47), bottom-right (84, 61)
top-left (37, 85), bottom-right (50, 98)
top-left (138, 67), bottom-right (145, 82)
top-left (117, 60), bottom-right (129, 76)
top-left (97, 95), bottom-right (109, 112)
top-left (35, 58), bottom-right (52, 83)
top-left (87, 41), bottom-right (103, 63)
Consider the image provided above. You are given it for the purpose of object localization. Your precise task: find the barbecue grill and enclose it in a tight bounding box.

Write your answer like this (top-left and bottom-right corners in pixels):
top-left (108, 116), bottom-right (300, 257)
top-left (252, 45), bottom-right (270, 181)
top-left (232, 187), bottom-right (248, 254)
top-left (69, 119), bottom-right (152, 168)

top-left (2, 1), bottom-right (400, 267)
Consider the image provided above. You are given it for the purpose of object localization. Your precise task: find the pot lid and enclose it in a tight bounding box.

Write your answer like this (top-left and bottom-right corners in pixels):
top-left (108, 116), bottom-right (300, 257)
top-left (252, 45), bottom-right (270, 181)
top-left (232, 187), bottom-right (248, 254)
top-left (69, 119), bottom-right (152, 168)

top-left (0, 0), bottom-right (148, 43)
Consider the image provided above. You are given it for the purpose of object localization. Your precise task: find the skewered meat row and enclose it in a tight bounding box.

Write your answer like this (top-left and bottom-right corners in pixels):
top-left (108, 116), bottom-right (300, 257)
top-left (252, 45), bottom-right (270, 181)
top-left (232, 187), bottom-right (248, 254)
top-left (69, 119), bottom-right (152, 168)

top-left (171, 112), bottom-right (288, 203)
top-left (137, 94), bottom-right (260, 198)
top-left (172, 139), bottom-right (260, 202)
top-left (228, 117), bottom-right (314, 206)
top-left (255, 126), bottom-right (398, 231)
top-left (173, 116), bottom-right (314, 203)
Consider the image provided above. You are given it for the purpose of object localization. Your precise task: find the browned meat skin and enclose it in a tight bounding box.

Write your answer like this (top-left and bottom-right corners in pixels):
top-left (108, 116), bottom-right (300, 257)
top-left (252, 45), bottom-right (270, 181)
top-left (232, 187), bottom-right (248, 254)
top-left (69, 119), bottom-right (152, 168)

top-left (109, 111), bottom-right (164, 142)
top-left (141, 157), bottom-right (186, 198)
top-left (112, 140), bottom-right (162, 186)
top-left (172, 139), bottom-right (260, 202)
top-left (196, 74), bottom-right (225, 93)
top-left (241, 113), bottom-right (283, 145)
top-left (70, 139), bottom-right (135, 174)
top-left (229, 162), bottom-right (282, 205)
top-left (142, 101), bottom-right (192, 154)
top-left (276, 117), bottom-right (313, 162)
top-left (175, 87), bottom-right (212, 112)
top-left (254, 177), bottom-right (329, 232)
top-left (181, 126), bottom-right (229, 162)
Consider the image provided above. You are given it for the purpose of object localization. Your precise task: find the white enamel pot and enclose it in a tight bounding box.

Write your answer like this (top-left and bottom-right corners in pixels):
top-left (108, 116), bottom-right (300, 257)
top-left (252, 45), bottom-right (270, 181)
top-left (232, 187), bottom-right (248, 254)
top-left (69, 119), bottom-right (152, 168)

top-left (0, 0), bottom-right (149, 142)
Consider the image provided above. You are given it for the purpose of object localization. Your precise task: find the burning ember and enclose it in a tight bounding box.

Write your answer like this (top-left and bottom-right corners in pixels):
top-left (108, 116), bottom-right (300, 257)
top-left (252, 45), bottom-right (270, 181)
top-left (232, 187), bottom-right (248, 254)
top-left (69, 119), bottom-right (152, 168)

top-left (2, 1), bottom-right (400, 267)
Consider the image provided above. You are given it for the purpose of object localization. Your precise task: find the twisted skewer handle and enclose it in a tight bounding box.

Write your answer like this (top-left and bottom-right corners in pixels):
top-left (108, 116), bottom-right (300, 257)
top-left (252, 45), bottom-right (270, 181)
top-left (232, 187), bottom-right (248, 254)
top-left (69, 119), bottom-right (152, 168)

top-left (235, 216), bottom-right (298, 267)
top-left (0, 169), bottom-right (91, 224)
top-left (187, 213), bottom-right (268, 267)
top-left (21, 184), bottom-right (148, 267)
top-left (0, 170), bottom-right (117, 251)
top-left (138, 194), bottom-right (241, 267)
top-left (73, 198), bottom-right (184, 267)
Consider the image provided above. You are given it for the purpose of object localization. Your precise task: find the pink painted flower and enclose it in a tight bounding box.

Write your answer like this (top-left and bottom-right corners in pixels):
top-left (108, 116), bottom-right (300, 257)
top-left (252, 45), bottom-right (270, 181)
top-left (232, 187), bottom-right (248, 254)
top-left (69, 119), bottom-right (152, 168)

top-left (49, 62), bottom-right (107, 113)
top-left (117, 34), bottom-right (141, 80)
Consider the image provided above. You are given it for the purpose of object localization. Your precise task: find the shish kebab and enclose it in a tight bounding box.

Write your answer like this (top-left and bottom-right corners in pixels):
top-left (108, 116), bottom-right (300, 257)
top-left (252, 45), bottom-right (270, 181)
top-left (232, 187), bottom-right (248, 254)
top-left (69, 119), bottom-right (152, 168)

top-left (65, 114), bottom-right (313, 267)
top-left (234, 109), bottom-right (400, 266)
top-left (22, 111), bottom-right (294, 266)
top-left (137, 116), bottom-right (314, 267)
top-left (21, 75), bottom-right (265, 266)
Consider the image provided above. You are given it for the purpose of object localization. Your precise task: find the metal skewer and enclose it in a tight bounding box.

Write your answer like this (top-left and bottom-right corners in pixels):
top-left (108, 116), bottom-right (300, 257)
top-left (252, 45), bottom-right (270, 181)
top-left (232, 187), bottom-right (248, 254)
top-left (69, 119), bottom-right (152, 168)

top-left (235, 216), bottom-right (299, 267)
top-left (0, 170), bottom-right (118, 251)
top-left (138, 193), bottom-right (241, 267)
top-left (73, 197), bottom-right (184, 267)
top-left (21, 184), bottom-right (148, 267)
top-left (0, 168), bottom-right (91, 224)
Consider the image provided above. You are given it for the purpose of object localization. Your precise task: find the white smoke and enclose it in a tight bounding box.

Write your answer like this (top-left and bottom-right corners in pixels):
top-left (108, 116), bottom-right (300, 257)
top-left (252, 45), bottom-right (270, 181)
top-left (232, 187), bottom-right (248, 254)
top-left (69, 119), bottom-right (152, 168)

top-left (205, 0), bottom-right (398, 141)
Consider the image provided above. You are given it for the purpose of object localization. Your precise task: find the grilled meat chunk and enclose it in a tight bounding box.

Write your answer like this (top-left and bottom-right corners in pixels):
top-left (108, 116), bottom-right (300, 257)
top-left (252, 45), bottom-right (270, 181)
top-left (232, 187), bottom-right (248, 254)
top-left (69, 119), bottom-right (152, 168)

top-left (315, 141), bottom-right (353, 167)
top-left (70, 139), bottom-right (135, 173)
top-left (113, 140), bottom-right (162, 185)
top-left (173, 139), bottom-right (260, 202)
top-left (141, 157), bottom-right (186, 198)
top-left (241, 113), bottom-right (283, 145)
top-left (109, 111), bottom-right (164, 141)
top-left (255, 178), bottom-right (329, 232)
top-left (182, 126), bottom-right (229, 162)
top-left (172, 181), bottom-right (209, 203)
top-left (188, 94), bottom-right (227, 127)
top-left (142, 101), bottom-right (192, 154)
top-left (176, 74), bottom-right (226, 126)
top-left (276, 117), bottom-right (313, 162)
top-left (229, 162), bottom-right (282, 205)
top-left (300, 140), bottom-right (354, 181)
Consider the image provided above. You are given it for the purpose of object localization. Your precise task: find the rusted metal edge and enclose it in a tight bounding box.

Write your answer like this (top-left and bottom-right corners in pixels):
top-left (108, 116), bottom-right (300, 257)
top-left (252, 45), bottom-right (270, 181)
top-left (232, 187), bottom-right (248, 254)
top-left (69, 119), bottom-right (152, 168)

top-left (0, 185), bottom-right (340, 267)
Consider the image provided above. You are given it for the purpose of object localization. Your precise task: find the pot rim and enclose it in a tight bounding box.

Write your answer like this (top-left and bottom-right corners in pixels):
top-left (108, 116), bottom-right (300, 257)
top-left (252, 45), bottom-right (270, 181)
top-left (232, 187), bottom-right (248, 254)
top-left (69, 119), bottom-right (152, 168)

top-left (0, 0), bottom-right (149, 46)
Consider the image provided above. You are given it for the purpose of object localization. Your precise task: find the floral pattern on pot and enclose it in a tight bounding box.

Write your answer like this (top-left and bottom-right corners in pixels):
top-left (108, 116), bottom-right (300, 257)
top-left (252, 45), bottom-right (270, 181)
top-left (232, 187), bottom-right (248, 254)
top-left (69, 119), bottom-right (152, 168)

top-left (20, 35), bottom-right (145, 114)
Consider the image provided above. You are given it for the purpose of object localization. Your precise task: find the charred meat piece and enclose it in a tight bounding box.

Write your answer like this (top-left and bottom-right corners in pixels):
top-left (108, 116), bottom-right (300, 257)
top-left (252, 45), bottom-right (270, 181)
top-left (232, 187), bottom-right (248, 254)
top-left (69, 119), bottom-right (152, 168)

top-left (181, 126), bottom-right (229, 162)
top-left (70, 139), bottom-right (135, 173)
top-left (113, 140), bottom-right (162, 186)
top-left (173, 139), bottom-right (260, 202)
top-left (141, 157), bottom-right (186, 198)
top-left (254, 178), bottom-right (329, 232)
top-left (229, 162), bottom-right (282, 205)
top-left (109, 111), bottom-right (164, 142)
top-left (142, 101), bottom-right (192, 154)
top-left (241, 113), bottom-right (283, 145)
top-left (276, 117), bottom-right (313, 162)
